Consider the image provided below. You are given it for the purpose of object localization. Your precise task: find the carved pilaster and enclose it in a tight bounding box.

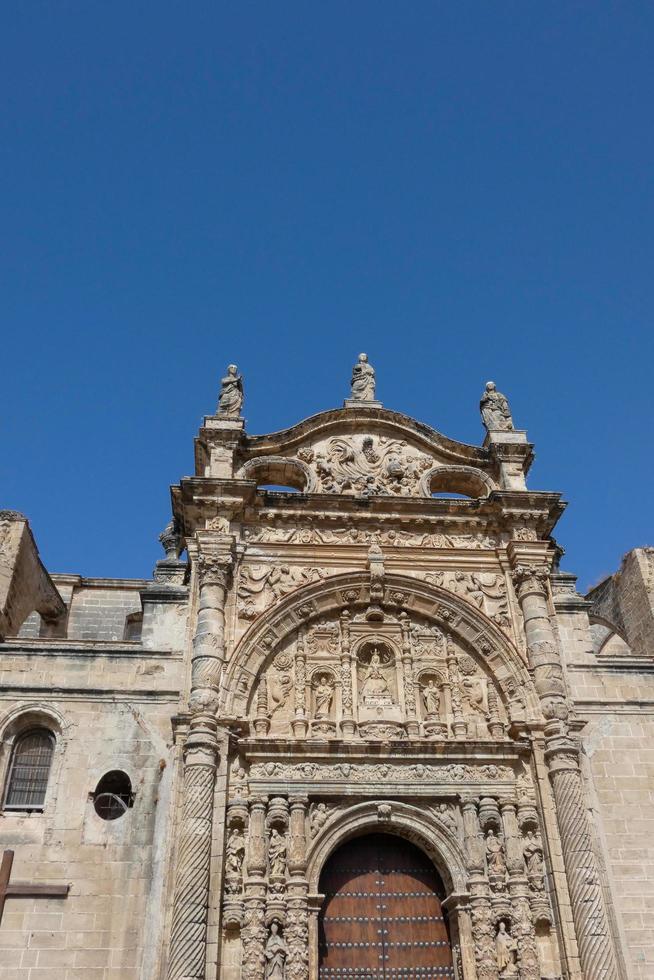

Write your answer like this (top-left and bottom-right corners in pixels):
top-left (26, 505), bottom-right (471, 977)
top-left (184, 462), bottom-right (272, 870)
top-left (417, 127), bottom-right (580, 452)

top-left (247, 797), bottom-right (268, 878)
top-left (400, 612), bottom-right (419, 736)
top-left (292, 630), bottom-right (308, 738)
top-left (499, 799), bottom-right (523, 878)
top-left (447, 635), bottom-right (466, 737)
top-left (242, 797), bottom-right (268, 980)
top-left (339, 611), bottom-right (356, 739)
top-left (286, 796), bottom-right (309, 980)
top-left (470, 898), bottom-right (499, 980)
top-left (461, 796), bottom-right (484, 877)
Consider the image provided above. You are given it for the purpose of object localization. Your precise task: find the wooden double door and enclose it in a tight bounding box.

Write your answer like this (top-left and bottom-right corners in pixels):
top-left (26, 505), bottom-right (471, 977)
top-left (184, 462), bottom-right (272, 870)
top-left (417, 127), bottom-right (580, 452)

top-left (318, 833), bottom-right (455, 980)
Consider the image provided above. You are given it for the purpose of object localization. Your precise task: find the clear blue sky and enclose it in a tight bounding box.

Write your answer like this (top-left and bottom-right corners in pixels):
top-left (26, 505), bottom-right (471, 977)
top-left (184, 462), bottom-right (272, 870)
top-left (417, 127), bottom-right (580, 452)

top-left (2, 4), bottom-right (652, 591)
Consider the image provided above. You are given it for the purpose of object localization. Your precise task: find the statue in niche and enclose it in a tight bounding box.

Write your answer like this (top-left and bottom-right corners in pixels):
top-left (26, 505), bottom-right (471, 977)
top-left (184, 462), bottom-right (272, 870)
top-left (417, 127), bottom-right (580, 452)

top-left (422, 679), bottom-right (441, 716)
top-left (523, 830), bottom-right (545, 880)
top-left (267, 664), bottom-right (293, 719)
top-left (350, 352), bottom-right (376, 401)
top-left (485, 829), bottom-right (506, 878)
top-left (217, 364), bottom-right (244, 416)
top-left (225, 827), bottom-right (245, 878)
top-left (264, 921), bottom-right (287, 980)
top-left (314, 675), bottom-right (334, 718)
top-left (495, 922), bottom-right (518, 976)
top-left (360, 649), bottom-right (393, 705)
top-left (480, 381), bottom-right (514, 432)
top-left (268, 828), bottom-right (287, 877)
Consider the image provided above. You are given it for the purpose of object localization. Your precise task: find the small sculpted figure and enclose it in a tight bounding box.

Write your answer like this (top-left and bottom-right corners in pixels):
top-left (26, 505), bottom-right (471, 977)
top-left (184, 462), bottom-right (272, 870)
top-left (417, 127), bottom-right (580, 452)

top-left (350, 353), bottom-right (376, 401)
top-left (225, 827), bottom-right (245, 878)
top-left (523, 830), bottom-right (544, 878)
top-left (486, 829), bottom-right (506, 877)
top-left (310, 803), bottom-right (329, 836)
top-left (268, 828), bottom-right (287, 877)
top-left (217, 364), bottom-right (244, 416)
top-left (264, 921), bottom-right (287, 980)
top-left (422, 679), bottom-right (440, 716)
top-left (361, 651), bottom-right (391, 699)
top-left (314, 675), bottom-right (333, 718)
top-left (495, 921), bottom-right (518, 976)
top-left (480, 381), bottom-right (514, 432)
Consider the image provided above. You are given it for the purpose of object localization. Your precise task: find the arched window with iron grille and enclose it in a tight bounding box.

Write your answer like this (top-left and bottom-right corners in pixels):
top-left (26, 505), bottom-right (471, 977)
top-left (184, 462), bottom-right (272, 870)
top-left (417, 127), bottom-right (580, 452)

top-left (3, 728), bottom-right (55, 811)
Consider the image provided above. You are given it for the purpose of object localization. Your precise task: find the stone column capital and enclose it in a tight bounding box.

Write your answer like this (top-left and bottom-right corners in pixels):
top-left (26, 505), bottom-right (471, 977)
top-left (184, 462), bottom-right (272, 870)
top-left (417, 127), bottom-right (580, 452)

top-left (510, 563), bottom-right (549, 599)
top-left (196, 551), bottom-right (234, 589)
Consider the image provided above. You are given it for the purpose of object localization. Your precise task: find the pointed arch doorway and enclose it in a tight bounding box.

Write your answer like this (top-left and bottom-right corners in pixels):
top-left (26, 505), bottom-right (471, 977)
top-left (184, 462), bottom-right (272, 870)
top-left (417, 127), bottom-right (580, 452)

top-left (318, 833), bottom-right (455, 979)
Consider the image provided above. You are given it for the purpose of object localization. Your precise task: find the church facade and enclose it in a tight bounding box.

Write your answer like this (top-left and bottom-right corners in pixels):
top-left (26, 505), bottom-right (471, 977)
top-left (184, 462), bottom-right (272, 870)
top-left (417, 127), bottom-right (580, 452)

top-left (1, 358), bottom-right (653, 980)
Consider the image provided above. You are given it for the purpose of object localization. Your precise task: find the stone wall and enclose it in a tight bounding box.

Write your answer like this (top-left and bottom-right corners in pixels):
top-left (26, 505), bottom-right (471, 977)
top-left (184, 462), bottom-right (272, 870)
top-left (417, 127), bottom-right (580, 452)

top-left (0, 641), bottom-right (184, 980)
top-left (555, 571), bottom-right (654, 979)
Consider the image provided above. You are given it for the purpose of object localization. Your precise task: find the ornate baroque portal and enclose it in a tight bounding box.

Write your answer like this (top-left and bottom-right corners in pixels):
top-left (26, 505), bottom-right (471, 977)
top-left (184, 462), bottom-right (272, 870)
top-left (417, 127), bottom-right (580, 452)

top-left (164, 357), bottom-right (624, 980)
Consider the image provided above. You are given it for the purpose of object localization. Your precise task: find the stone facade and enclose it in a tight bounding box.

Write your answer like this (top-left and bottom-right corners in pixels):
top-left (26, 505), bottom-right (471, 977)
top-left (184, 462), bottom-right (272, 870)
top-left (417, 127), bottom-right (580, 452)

top-left (0, 369), bottom-right (652, 979)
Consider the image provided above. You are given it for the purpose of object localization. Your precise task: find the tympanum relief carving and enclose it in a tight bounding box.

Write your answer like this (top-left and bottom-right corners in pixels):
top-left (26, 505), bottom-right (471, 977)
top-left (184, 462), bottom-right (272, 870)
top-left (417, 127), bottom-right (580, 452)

top-left (249, 611), bottom-right (509, 740)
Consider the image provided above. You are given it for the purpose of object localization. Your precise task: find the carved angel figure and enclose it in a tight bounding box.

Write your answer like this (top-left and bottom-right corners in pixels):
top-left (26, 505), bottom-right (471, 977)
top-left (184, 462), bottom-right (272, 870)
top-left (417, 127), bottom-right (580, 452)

top-left (480, 381), bottom-right (513, 432)
top-left (350, 352), bottom-right (376, 401)
top-left (225, 827), bottom-right (245, 878)
top-left (268, 828), bottom-right (287, 877)
top-left (217, 364), bottom-right (244, 416)
top-left (264, 921), bottom-right (287, 980)
top-left (495, 922), bottom-right (518, 975)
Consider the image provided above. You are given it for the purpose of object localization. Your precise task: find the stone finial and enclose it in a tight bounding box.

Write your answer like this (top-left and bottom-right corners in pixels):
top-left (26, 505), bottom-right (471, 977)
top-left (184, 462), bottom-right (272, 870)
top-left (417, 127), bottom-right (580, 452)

top-left (159, 519), bottom-right (181, 560)
top-left (350, 353), bottom-right (376, 402)
top-left (217, 364), bottom-right (244, 417)
top-left (480, 381), bottom-right (514, 432)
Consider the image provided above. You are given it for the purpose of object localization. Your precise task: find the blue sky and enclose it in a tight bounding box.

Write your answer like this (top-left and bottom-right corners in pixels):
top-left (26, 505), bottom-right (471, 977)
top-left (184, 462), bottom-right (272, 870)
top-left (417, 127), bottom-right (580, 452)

top-left (2, 3), bottom-right (652, 591)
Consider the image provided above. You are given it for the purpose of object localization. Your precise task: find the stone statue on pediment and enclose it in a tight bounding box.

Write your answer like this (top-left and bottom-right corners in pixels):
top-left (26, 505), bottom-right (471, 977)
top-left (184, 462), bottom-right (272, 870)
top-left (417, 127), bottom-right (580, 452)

top-left (480, 381), bottom-right (513, 432)
top-left (217, 364), bottom-right (243, 417)
top-left (350, 353), bottom-right (376, 401)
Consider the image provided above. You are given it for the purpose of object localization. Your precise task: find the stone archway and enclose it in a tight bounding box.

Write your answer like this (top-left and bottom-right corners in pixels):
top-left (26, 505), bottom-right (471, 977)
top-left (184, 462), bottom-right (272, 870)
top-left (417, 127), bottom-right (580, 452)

top-left (305, 801), bottom-right (472, 980)
top-left (317, 833), bottom-right (454, 979)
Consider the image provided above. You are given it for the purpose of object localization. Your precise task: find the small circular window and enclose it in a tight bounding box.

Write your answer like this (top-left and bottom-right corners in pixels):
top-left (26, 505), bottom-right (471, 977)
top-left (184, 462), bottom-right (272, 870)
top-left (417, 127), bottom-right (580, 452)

top-left (92, 770), bottom-right (134, 820)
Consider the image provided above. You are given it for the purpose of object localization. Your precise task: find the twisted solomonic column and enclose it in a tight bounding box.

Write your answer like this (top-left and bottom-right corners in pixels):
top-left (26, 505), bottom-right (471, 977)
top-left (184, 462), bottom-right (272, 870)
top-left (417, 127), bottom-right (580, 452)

top-left (167, 548), bottom-right (233, 980)
top-left (511, 560), bottom-right (621, 980)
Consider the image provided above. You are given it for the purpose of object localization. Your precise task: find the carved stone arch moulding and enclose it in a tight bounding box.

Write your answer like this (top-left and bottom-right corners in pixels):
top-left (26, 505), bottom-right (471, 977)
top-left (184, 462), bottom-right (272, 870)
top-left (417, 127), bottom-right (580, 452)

top-left (420, 464), bottom-right (498, 500)
top-left (235, 455), bottom-right (316, 492)
top-left (306, 799), bottom-right (467, 896)
top-left (221, 571), bottom-right (535, 718)
top-left (0, 701), bottom-right (74, 741)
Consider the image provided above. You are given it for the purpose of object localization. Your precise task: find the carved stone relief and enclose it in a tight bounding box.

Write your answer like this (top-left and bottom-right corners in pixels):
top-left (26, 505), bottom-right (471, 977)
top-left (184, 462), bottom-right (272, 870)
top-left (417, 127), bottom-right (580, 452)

top-left (243, 523), bottom-right (501, 549)
top-left (426, 570), bottom-right (511, 630)
top-left (296, 436), bottom-right (432, 497)
top-left (238, 565), bottom-right (326, 620)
